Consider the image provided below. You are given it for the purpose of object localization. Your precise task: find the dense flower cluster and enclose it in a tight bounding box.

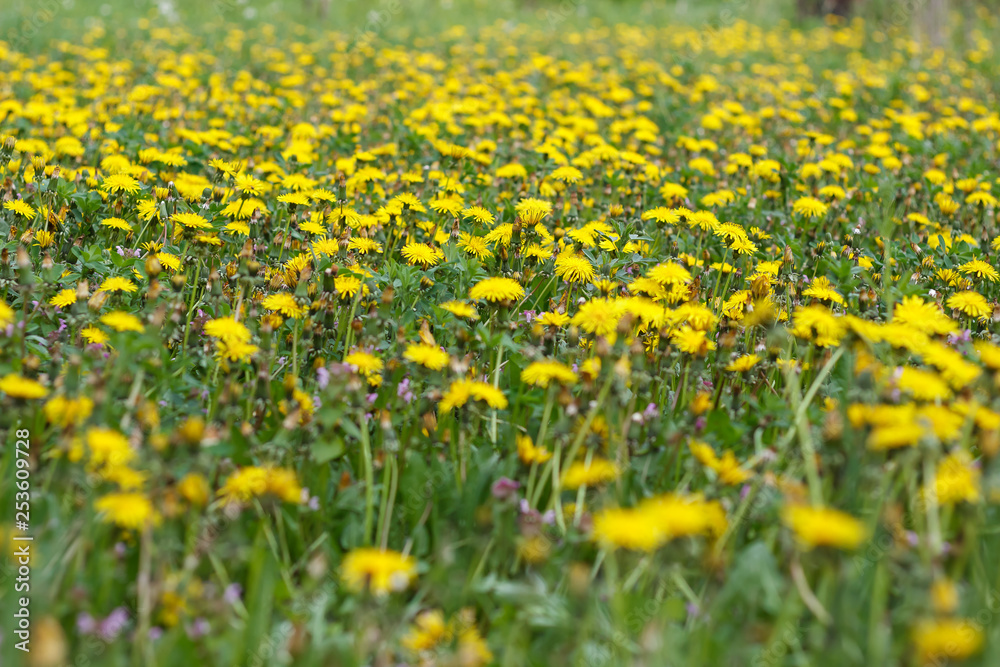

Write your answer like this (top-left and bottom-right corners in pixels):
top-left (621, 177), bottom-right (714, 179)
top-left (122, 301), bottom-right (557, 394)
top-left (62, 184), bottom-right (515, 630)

top-left (2, 8), bottom-right (1000, 666)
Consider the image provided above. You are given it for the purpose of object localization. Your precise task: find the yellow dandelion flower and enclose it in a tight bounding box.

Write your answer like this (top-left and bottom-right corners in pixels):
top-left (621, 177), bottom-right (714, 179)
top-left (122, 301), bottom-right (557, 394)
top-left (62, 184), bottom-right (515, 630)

top-left (50, 289), bottom-right (77, 308)
top-left (100, 311), bottom-right (144, 333)
top-left (177, 473), bottom-right (210, 506)
top-left (462, 206), bottom-right (495, 225)
top-left (0, 374), bottom-right (50, 399)
top-left (261, 293), bottom-right (305, 318)
top-left (572, 298), bottom-right (623, 337)
top-left (44, 395), bottom-right (94, 428)
top-left (725, 354), bottom-right (760, 372)
top-left (781, 505), bottom-right (866, 551)
top-left (98, 276), bottom-right (138, 293)
top-left (340, 548), bottom-right (416, 596)
top-left (469, 277), bottom-right (524, 303)
top-left (561, 458), bottom-right (618, 489)
top-left (81, 326), bottom-right (110, 345)
top-left (403, 342), bottom-right (451, 371)
top-left (440, 379), bottom-right (507, 412)
top-left (521, 360), bottom-right (579, 387)
top-left (400, 242), bottom-right (443, 268)
top-left (94, 492), bottom-right (159, 529)
top-left (958, 258), bottom-right (999, 283)
top-left (648, 262), bottom-right (692, 285)
top-left (347, 238), bottom-right (382, 255)
top-left (536, 311), bottom-right (570, 327)
top-left (792, 196), bottom-right (829, 218)
top-left (516, 434), bottom-right (552, 465)
top-left (4, 200), bottom-right (36, 218)
top-left (171, 212), bottom-right (212, 230)
top-left (438, 301), bottom-right (477, 319)
top-left (101, 174), bottom-right (141, 194)
top-left (554, 254), bottom-right (596, 284)
top-left (924, 451), bottom-right (980, 505)
top-left (947, 291), bottom-right (990, 320)
top-left (203, 317), bottom-right (251, 344)
top-left (912, 619), bottom-right (983, 664)
top-left (101, 217), bottom-right (132, 232)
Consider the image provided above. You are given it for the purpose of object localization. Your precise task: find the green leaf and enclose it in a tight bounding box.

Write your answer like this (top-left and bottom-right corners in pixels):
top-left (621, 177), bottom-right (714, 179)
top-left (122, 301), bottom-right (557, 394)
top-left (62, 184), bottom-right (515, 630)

top-left (312, 436), bottom-right (345, 464)
top-left (705, 408), bottom-right (744, 444)
top-left (242, 528), bottom-right (279, 664)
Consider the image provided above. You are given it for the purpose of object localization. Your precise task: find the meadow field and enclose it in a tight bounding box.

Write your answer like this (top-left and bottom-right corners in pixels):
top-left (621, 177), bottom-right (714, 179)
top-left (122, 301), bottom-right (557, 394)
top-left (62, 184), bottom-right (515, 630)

top-left (3, 0), bottom-right (1000, 665)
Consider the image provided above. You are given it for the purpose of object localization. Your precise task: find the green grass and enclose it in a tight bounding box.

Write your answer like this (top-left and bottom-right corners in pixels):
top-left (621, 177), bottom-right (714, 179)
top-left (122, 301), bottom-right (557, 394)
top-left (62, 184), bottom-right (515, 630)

top-left (2, 1), bottom-right (1000, 666)
top-left (2, 0), bottom-right (795, 44)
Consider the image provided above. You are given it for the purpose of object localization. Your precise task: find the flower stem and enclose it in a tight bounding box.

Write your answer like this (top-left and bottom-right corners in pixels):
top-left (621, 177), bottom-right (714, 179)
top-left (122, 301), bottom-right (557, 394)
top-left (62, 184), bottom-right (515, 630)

top-left (292, 317), bottom-right (301, 378)
top-left (359, 412), bottom-right (375, 545)
top-left (552, 371), bottom-right (614, 534)
top-left (527, 387), bottom-right (556, 507)
top-left (489, 344), bottom-right (504, 444)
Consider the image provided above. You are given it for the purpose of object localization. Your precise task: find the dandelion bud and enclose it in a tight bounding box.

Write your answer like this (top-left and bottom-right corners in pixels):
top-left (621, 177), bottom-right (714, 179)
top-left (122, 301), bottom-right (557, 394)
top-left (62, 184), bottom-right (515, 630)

top-left (617, 312), bottom-right (635, 335)
top-left (255, 371), bottom-right (271, 401)
top-left (286, 623), bottom-right (309, 660)
top-left (691, 392), bottom-right (712, 415)
top-left (657, 330), bottom-right (670, 352)
top-left (150, 433), bottom-right (169, 451)
top-left (980, 428), bottom-right (999, 458)
top-left (595, 336), bottom-right (610, 357)
top-left (171, 274), bottom-right (186, 291)
top-left (3, 136), bottom-right (15, 151)
top-left (16, 246), bottom-right (31, 270)
top-left (29, 616), bottom-right (67, 667)
top-left (146, 281), bottom-right (162, 302)
top-left (750, 274), bottom-right (771, 299)
top-left (87, 290), bottom-right (107, 311)
top-left (422, 411), bottom-right (437, 433)
top-left (568, 562), bottom-right (590, 598)
top-left (824, 409), bottom-right (843, 441)
top-left (145, 255), bottom-right (162, 278)
top-left (179, 417), bottom-right (205, 445)
top-left (209, 269), bottom-right (223, 296)
top-left (24, 355), bottom-right (40, 373)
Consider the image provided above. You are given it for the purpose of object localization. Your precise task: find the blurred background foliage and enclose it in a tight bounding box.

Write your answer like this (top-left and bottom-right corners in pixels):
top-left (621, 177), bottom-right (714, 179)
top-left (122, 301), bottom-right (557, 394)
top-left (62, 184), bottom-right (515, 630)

top-left (0, 0), bottom-right (992, 50)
